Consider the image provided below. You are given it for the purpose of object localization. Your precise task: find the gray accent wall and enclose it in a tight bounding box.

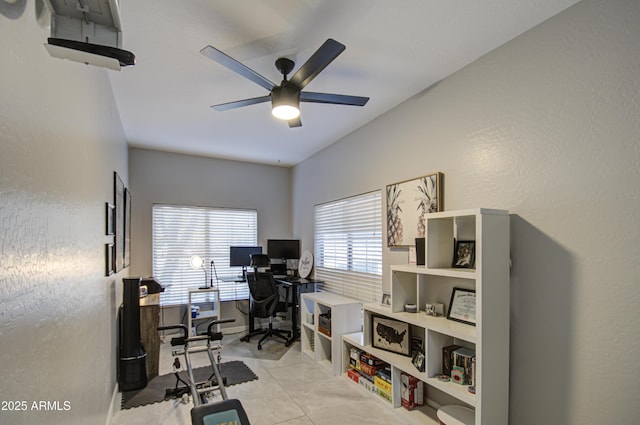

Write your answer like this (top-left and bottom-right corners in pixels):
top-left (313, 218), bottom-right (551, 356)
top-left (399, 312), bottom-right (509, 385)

top-left (128, 148), bottom-right (292, 326)
top-left (291, 0), bottom-right (639, 424)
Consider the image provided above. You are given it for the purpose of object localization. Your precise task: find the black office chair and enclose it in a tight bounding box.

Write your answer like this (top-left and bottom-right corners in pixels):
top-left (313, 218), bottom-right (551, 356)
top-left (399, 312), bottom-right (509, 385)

top-left (190, 398), bottom-right (250, 425)
top-left (242, 254), bottom-right (291, 350)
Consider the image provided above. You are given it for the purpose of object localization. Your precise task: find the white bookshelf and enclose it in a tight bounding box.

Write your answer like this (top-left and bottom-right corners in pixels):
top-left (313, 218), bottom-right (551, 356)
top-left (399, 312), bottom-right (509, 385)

top-left (300, 292), bottom-right (362, 375)
top-left (341, 208), bottom-right (510, 425)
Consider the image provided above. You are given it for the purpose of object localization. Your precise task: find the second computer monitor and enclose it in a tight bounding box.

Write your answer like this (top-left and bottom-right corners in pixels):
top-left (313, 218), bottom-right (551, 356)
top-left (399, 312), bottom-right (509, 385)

top-left (229, 246), bottom-right (263, 267)
top-left (267, 239), bottom-right (300, 261)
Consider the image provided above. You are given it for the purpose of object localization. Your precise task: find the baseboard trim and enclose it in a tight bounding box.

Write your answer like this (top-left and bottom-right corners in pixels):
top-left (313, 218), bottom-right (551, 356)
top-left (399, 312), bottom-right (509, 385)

top-left (104, 383), bottom-right (119, 425)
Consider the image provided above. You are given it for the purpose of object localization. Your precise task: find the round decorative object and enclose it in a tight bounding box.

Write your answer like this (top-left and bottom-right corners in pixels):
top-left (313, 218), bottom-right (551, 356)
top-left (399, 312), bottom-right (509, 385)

top-left (436, 374), bottom-right (451, 382)
top-left (298, 250), bottom-right (314, 278)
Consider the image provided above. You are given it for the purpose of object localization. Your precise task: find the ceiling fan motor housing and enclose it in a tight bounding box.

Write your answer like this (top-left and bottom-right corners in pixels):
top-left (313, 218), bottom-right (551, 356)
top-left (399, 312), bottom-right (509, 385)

top-left (271, 84), bottom-right (300, 120)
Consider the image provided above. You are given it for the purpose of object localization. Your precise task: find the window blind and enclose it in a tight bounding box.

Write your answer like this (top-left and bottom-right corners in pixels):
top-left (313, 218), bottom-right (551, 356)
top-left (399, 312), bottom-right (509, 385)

top-left (314, 191), bottom-right (382, 303)
top-left (152, 204), bottom-right (257, 305)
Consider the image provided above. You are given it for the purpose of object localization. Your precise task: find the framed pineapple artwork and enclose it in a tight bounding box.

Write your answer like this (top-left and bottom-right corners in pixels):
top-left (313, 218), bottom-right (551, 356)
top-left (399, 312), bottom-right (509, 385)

top-left (386, 172), bottom-right (443, 247)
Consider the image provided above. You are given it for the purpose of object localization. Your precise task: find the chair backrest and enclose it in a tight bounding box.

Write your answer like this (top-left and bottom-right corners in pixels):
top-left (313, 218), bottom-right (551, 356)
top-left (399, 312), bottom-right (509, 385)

top-left (246, 271), bottom-right (279, 319)
top-left (190, 398), bottom-right (250, 425)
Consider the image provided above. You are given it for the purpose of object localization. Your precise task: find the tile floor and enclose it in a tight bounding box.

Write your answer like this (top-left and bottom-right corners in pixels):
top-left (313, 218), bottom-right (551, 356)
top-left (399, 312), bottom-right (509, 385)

top-left (110, 331), bottom-right (415, 425)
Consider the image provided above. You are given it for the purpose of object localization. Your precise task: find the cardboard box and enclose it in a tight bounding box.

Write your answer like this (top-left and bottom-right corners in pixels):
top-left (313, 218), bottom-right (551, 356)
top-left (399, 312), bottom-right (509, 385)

top-left (318, 313), bottom-right (331, 331)
top-left (400, 372), bottom-right (424, 410)
top-left (377, 387), bottom-right (392, 402)
top-left (360, 352), bottom-right (385, 367)
top-left (374, 376), bottom-right (392, 394)
top-left (359, 376), bottom-right (376, 393)
top-left (377, 366), bottom-right (392, 382)
top-left (318, 325), bottom-right (331, 337)
top-left (347, 368), bottom-right (360, 384)
top-left (360, 362), bottom-right (381, 377)
top-left (349, 348), bottom-right (362, 371)
top-left (442, 344), bottom-right (461, 376)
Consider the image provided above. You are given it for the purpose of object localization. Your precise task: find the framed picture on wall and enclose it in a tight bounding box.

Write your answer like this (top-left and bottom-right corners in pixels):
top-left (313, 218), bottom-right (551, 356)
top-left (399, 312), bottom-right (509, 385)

top-left (105, 202), bottom-right (115, 236)
top-left (113, 171), bottom-right (125, 272)
top-left (105, 243), bottom-right (114, 276)
top-left (124, 187), bottom-right (132, 268)
top-left (386, 172), bottom-right (443, 247)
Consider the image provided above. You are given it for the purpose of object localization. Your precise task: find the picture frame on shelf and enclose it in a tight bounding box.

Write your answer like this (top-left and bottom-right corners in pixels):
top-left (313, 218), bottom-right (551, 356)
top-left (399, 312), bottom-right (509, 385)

top-left (447, 287), bottom-right (476, 326)
top-left (412, 350), bottom-right (425, 372)
top-left (381, 292), bottom-right (391, 307)
top-left (386, 172), bottom-right (443, 247)
top-left (452, 240), bottom-right (475, 268)
top-left (372, 315), bottom-right (411, 356)
top-left (410, 336), bottom-right (423, 357)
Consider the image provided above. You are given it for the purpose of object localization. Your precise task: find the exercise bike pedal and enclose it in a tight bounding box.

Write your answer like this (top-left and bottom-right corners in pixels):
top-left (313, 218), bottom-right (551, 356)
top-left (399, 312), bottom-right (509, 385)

top-left (170, 336), bottom-right (186, 346)
top-left (165, 386), bottom-right (190, 399)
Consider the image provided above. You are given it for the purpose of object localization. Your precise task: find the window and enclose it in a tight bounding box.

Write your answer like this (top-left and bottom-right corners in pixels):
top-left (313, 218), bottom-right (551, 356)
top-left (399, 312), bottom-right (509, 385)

top-left (152, 204), bottom-right (257, 305)
top-left (314, 191), bottom-right (382, 302)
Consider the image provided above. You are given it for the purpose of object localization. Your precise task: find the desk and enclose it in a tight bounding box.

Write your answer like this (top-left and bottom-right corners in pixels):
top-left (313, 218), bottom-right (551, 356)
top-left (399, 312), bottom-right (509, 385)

top-left (275, 277), bottom-right (323, 347)
top-left (139, 293), bottom-right (160, 379)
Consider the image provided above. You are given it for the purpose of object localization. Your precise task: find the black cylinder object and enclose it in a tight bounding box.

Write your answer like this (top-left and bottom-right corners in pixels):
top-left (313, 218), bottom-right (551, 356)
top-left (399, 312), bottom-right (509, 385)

top-left (118, 277), bottom-right (148, 391)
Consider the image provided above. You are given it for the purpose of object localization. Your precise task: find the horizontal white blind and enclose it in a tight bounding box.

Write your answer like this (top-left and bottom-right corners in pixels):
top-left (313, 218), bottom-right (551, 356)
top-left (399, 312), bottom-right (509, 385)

top-left (314, 191), bottom-right (382, 303)
top-left (152, 204), bottom-right (257, 305)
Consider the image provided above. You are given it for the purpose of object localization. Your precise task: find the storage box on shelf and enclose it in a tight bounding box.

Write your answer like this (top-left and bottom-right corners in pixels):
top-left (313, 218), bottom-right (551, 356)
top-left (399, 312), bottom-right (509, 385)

top-left (300, 292), bottom-right (361, 375)
top-left (342, 208), bottom-right (510, 425)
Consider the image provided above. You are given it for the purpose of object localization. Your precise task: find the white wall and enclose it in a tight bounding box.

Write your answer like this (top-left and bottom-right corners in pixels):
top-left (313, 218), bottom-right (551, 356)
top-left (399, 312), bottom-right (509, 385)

top-left (128, 148), bottom-right (292, 325)
top-left (292, 0), bottom-right (639, 423)
top-left (0, 6), bottom-right (128, 425)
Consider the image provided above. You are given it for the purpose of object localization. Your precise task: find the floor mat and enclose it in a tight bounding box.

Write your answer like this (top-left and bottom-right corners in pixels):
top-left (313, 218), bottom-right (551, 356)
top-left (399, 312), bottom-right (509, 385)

top-left (121, 360), bottom-right (258, 409)
top-left (226, 335), bottom-right (293, 361)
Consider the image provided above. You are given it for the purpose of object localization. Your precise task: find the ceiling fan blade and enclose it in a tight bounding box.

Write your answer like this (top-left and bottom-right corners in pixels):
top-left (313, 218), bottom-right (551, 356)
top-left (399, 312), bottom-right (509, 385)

top-left (288, 117), bottom-right (302, 128)
top-left (200, 45), bottom-right (276, 91)
top-left (211, 96), bottom-right (271, 111)
top-left (300, 91), bottom-right (369, 106)
top-left (289, 39), bottom-right (345, 90)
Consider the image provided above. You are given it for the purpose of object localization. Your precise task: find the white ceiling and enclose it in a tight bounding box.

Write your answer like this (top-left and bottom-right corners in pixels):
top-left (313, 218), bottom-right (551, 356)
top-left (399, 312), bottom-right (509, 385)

top-left (108, 0), bottom-right (580, 167)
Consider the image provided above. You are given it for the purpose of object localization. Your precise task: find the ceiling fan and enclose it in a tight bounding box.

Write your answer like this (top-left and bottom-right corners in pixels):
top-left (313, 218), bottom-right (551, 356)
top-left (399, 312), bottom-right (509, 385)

top-left (200, 38), bottom-right (369, 128)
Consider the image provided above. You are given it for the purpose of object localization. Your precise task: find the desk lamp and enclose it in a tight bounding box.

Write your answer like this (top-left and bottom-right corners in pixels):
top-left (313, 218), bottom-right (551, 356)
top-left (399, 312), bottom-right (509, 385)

top-left (190, 255), bottom-right (220, 289)
top-left (190, 255), bottom-right (208, 290)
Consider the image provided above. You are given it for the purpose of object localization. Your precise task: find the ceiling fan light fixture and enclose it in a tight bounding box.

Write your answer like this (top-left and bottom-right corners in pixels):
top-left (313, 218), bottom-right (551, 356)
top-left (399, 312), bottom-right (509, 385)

top-left (271, 86), bottom-right (300, 121)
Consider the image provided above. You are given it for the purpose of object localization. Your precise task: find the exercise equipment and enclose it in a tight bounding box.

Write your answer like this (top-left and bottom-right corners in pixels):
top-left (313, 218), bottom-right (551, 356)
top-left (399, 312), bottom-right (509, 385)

top-left (157, 319), bottom-right (234, 405)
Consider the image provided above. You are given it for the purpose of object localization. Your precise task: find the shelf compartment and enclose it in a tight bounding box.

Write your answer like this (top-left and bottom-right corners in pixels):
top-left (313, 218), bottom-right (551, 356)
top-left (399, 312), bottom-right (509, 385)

top-left (342, 332), bottom-right (440, 425)
top-left (364, 303), bottom-right (476, 344)
top-left (426, 328), bottom-right (476, 407)
top-left (301, 325), bottom-right (315, 359)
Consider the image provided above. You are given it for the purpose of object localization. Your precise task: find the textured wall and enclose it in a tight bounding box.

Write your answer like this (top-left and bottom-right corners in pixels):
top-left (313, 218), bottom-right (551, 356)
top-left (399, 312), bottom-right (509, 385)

top-left (292, 0), bottom-right (639, 423)
top-left (0, 7), bottom-right (128, 425)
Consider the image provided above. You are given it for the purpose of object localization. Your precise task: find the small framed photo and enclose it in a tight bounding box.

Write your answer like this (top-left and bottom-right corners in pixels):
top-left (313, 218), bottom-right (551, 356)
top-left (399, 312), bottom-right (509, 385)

top-left (452, 240), bottom-right (475, 268)
top-left (372, 316), bottom-right (411, 356)
top-left (381, 292), bottom-right (391, 307)
top-left (105, 243), bottom-right (114, 276)
top-left (412, 350), bottom-right (425, 372)
top-left (105, 202), bottom-right (115, 236)
top-left (447, 287), bottom-right (476, 326)
top-left (410, 336), bottom-right (424, 356)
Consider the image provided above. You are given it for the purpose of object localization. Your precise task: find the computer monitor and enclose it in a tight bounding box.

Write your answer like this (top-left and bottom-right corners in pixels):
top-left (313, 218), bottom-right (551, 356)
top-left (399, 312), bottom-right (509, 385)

top-left (267, 239), bottom-right (300, 260)
top-left (229, 246), bottom-right (262, 267)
